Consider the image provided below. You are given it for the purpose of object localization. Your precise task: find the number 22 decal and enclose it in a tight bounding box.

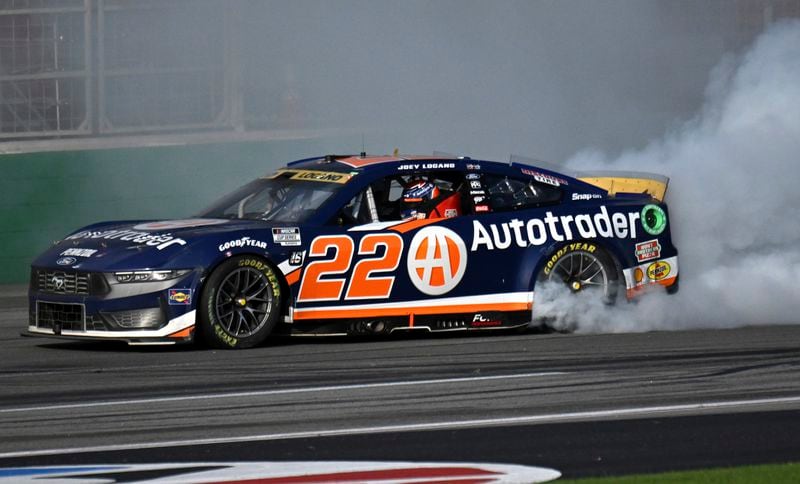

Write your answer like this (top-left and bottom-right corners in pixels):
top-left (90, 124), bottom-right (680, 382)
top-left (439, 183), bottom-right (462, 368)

top-left (297, 233), bottom-right (403, 302)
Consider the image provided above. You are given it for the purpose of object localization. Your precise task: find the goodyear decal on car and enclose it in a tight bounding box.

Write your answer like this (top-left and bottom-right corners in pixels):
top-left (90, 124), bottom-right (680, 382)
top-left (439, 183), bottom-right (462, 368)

top-left (543, 242), bottom-right (597, 275)
top-left (471, 206), bottom-right (640, 251)
top-left (270, 169), bottom-right (352, 184)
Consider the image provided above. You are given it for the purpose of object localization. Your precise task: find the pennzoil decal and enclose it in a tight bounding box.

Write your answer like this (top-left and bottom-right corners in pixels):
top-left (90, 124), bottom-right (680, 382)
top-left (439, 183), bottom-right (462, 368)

top-left (646, 261), bottom-right (671, 281)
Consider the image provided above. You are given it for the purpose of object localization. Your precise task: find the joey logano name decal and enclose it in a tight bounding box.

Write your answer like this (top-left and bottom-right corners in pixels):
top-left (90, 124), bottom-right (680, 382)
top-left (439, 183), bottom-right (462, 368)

top-left (471, 206), bottom-right (640, 251)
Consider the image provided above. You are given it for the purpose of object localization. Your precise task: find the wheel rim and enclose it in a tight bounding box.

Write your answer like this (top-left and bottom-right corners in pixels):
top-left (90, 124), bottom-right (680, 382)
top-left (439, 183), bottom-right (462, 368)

top-left (214, 267), bottom-right (274, 338)
top-left (546, 251), bottom-right (611, 297)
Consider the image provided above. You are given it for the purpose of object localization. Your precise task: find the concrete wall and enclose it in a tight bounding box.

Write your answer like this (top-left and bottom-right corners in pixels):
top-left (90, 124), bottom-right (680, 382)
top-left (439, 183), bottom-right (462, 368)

top-left (1, 138), bottom-right (339, 283)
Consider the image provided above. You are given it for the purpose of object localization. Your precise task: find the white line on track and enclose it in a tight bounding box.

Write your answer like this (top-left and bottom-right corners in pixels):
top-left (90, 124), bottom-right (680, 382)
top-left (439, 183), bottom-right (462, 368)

top-left (2, 395), bottom-right (800, 459)
top-left (0, 371), bottom-right (566, 414)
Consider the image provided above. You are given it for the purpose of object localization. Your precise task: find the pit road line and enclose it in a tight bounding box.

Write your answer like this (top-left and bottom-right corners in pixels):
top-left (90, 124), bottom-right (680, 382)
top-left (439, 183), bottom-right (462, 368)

top-left (0, 371), bottom-right (566, 414)
top-left (2, 395), bottom-right (800, 459)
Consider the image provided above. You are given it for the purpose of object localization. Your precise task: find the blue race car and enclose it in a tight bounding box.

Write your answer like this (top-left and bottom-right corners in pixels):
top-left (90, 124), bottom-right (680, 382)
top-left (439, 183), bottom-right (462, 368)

top-left (28, 154), bottom-right (678, 348)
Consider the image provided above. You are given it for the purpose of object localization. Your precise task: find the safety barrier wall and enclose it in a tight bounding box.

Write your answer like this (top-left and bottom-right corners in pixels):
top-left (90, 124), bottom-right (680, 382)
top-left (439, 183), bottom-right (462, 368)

top-left (1, 139), bottom-right (336, 284)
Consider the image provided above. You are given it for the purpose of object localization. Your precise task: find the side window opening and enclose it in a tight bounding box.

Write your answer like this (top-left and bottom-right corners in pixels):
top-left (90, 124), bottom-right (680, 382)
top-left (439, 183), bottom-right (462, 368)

top-left (334, 171), bottom-right (469, 225)
top-left (484, 174), bottom-right (561, 211)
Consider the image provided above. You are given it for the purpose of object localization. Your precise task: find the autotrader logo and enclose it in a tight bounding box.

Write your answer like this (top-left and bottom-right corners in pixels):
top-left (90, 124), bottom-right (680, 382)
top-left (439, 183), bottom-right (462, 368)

top-left (407, 226), bottom-right (467, 296)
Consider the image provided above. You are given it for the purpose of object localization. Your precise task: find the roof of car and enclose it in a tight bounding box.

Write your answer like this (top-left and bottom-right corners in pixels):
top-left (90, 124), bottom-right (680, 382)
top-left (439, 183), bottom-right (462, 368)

top-left (286, 154), bottom-right (463, 172)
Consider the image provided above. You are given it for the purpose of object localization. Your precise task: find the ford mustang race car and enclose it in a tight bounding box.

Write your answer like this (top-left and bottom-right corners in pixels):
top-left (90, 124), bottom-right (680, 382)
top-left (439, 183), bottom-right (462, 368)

top-left (27, 154), bottom-right (678, 348)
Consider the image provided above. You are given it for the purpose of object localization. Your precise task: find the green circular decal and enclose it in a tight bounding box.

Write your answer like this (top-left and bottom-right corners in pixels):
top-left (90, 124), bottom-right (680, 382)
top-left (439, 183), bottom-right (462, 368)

top-left (641, 204), bottom-right (667, 235)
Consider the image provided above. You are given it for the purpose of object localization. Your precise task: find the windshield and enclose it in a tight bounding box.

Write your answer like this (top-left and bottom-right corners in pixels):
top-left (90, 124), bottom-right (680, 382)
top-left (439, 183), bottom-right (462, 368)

top-left (198, 171), bottom-right (346, 223)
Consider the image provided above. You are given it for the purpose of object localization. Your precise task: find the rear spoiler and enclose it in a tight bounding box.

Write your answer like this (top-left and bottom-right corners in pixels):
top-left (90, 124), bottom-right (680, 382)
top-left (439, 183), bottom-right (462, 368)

top-left (576, 170), bottom-right (670, 202)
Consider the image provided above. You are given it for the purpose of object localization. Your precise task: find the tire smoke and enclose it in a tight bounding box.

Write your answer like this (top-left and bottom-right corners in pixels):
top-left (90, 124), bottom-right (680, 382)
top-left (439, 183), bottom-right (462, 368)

top-left (533, 20), bottom-right (800, 332)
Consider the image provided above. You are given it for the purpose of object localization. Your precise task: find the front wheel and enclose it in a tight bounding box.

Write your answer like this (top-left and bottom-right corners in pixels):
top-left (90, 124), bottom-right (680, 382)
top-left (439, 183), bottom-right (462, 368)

top-left (198, 256), bottom-right (283, 349)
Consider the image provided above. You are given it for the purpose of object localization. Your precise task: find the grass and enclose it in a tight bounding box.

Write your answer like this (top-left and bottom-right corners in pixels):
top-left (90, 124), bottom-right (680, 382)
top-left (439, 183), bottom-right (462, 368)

top-left (557, 462), bottom-right (800, 483)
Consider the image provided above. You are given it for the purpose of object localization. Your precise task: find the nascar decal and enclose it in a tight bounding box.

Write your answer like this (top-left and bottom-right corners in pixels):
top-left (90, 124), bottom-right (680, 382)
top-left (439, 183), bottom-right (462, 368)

top-left (273, 227), bottom-right (301, 246)
top-left (0, 462), bottom-right (561, 483)
top-left (472, 206), bottom-right (640, 251)
top-left (132, 219), bottom-right (227, 231)
top-left (65, 229), bottom-right (186, 250)
top-left (407, 226), bottom-right (467, 296)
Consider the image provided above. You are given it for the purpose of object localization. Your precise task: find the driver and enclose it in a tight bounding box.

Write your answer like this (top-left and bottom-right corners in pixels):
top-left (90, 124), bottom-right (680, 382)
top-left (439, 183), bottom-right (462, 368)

top-left (400, 178), bottom-right (462, 220)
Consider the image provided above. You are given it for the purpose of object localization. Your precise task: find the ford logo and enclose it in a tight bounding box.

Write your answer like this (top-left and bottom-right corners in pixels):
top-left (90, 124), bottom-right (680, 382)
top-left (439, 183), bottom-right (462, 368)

top-left (56, 257), bottom-right (77, 266)
top-left (51, 275), bottom-right (66, 290)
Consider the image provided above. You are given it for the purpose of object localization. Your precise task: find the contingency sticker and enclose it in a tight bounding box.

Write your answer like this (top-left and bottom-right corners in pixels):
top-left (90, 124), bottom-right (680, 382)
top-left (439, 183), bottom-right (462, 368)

top-left (168, 289), bottom-right (192, 305)
top-left (268, 170), bottom-right (352, 184)
top-left (273, 227), bottom-right (301, 246)
top-left (634, 239), bottom-right (662, 262)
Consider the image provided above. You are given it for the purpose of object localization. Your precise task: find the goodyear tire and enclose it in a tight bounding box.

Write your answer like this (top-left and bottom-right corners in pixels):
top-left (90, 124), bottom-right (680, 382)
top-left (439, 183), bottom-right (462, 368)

top-left (537, 241), bottom-right (619, 304)
top-left (198, 256), bottom-right (283, 349)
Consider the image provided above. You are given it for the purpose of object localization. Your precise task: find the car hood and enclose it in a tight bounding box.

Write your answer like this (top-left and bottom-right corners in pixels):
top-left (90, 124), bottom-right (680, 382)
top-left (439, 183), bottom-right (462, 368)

top-left (33, 218), bottom-right (282, 271)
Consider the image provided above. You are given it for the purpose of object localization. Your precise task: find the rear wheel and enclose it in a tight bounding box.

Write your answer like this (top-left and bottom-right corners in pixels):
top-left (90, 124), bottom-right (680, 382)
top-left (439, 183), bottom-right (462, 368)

top-left (198, 256), bottom-right (283, 349)
top-left (541, 248), bottom-right (618, 302)
top-left (534, 244), bottom-right (619, 331)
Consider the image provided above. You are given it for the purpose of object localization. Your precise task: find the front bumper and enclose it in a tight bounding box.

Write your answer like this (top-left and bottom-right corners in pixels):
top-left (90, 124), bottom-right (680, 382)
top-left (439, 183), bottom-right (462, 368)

top-left (27, 268), bottom-right (200, 345)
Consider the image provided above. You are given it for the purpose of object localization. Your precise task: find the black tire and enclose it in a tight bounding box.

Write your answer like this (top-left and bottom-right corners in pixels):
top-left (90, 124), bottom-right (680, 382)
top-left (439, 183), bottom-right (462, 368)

top-left (533, 243), bottom-right (619, 332)
top-left (198, 255), bottom-right (283, 349)
top-left (537, 242), bottom-right (619, 303)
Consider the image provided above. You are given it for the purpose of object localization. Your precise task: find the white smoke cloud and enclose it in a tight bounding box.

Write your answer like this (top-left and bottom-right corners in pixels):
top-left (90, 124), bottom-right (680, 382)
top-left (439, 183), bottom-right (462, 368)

top-left (534, 20), bottom-right (800, 332)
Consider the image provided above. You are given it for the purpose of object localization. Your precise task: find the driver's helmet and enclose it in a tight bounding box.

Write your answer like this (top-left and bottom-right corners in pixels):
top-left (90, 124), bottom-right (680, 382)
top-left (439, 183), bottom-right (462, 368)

top-left (400, 178), bottom-right (439, 219)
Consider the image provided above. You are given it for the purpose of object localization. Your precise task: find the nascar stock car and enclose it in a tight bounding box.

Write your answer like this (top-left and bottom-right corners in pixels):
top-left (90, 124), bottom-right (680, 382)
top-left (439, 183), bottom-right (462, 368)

top-left (28, 154), bottom-right (678, 348)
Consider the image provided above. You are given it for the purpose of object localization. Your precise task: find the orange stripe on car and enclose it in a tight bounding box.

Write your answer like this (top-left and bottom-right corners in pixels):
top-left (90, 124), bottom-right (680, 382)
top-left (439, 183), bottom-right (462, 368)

top-left (285, 268), bottom-right (301, 285)
top-left (293, 301), bottom-right (531, 321)
top-left (391, 218), bottom-right (439, 234)
top-left (336, 156), bottom-right (402, 168)
top-left (626, 275), bottom-right (677, 298)
top-left (167, 325), bottom-right (194, 339)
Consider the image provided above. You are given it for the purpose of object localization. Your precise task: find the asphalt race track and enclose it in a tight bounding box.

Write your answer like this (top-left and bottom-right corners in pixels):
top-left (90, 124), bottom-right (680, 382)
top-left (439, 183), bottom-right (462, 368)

top-left (2, 284), bottom-right (800, 479)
